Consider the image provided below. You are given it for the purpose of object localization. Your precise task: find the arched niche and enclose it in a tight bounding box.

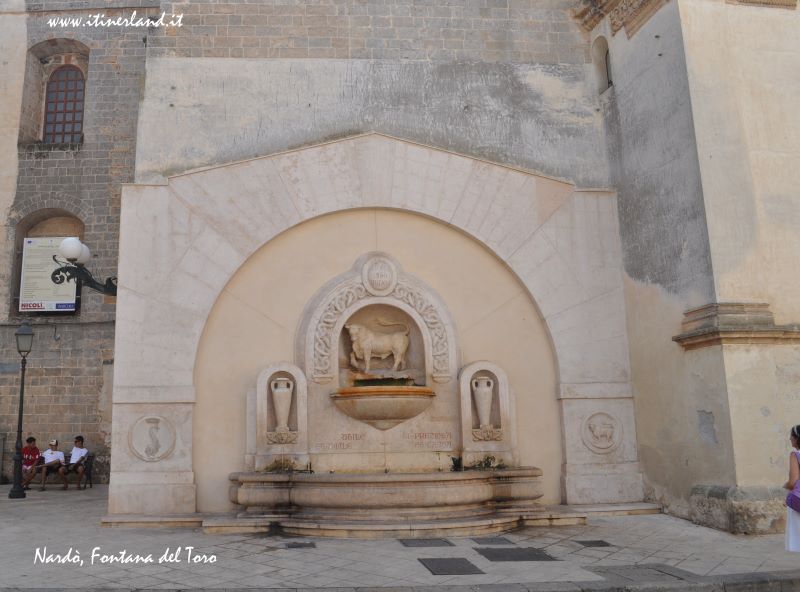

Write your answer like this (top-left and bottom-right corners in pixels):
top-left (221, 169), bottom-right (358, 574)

top-left (592, 36), bottom-right (612, 94)
top-left (295, 251), bottom-right (458, 388)
top-left (11, 208), bottom-right (85, 314)
top-left (191, 209), bottom-right (561, 511)
top-left (338, 304), bottom-right (426, 384)
top-left (113, 134), bottom-right (640, 516)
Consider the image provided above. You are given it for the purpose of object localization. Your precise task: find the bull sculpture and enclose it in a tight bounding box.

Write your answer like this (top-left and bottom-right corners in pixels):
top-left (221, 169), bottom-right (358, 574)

top-left (345, 320), bottom-right (410, 373)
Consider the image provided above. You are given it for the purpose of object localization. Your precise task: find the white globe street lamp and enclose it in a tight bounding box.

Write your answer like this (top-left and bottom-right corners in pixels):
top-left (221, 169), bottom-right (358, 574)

top-left (51, 238), bottom-right (117, 296)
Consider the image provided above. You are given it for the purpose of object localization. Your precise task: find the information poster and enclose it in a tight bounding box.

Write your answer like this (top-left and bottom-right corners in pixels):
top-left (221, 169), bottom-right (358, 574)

top-left (19, 236), bottom-right (77, 312)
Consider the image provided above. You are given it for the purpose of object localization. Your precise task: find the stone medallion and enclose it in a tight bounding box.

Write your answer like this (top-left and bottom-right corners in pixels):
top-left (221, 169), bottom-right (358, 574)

top-left (362, 255), bottom-right (397, 296)
top-left (581, 412), bottom-right (621, 454)
top-left (129, 415), bottom-right (177, 462)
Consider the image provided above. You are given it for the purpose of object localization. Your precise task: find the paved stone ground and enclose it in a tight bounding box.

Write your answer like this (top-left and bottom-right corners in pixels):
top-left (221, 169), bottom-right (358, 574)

top-left (1, 485), bottom-right (799, 590)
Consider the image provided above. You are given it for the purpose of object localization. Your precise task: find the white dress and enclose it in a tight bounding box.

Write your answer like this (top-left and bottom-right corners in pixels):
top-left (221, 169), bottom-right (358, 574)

top-left (787, 451), bottom-right (800, 552)
top-left (787, 506), bottom-right (800, 552)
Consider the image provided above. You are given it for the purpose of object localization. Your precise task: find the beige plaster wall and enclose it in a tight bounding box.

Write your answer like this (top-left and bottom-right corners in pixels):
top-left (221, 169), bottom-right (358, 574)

top-left (724, 343), bottom-right (800, 486)
top-left (624, 277), bottom-right (736, 517)
top-left (679, 0), bottom-right (800, 489)
top-left (194, 209), bottom-right (560, 513)
top-left (680, 0), bottom-right (800, 323)
top-left (0, 2), bottom-right (26, 322)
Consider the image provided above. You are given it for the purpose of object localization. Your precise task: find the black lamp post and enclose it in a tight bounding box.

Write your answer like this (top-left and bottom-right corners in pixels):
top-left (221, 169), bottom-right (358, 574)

top-left (8, 320), bottom-right (34, 499)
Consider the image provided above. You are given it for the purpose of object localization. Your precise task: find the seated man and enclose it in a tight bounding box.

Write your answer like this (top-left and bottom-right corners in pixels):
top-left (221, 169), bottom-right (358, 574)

top-left (60, 435), bottom-right (89, 489)
top-left (21, 436), bottom-right (40, 490)
top-left (22, 439), bottom-right (65, 491)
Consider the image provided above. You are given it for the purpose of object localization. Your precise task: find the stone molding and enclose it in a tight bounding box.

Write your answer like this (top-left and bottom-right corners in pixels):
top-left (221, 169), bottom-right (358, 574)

top-left (673, 302), bottom-right (800, 350)
top-left (573, 0), bottom-right (669, 36)
top-left (609, 0), bottom-right (669, 35)
top-left (726, 0), bottom-right (796, 7)
top-left (574, 0), bottom-right (794, 36)
top-left (573, 0), bottom-right (622, 33)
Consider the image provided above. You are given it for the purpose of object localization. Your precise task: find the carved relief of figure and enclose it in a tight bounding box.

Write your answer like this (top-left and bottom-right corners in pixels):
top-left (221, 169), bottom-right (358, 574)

top-left (144, 417), bottom-right (161, 459)
top-left (345, 319), bottom-right (409, 372)
top-left (588, 420), bottom-right (615, 446)
top-left (581, 412), bottom-right (620, 453)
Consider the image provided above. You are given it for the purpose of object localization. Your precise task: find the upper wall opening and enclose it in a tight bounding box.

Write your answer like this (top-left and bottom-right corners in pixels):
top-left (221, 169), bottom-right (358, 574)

top-left (592, 36), bottom-right (613, 94)
top-left (19, 38), bottom-right (89, 145)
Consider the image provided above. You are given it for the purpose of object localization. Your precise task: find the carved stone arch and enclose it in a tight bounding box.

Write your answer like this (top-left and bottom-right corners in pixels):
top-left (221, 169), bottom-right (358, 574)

top-left (111, 133), bottom-right (642, 515)
top-left (29, 35), bottom-right (96, 55)
top-left (295, 251), bottom-right (459, 385)
top-left (10, 192), bottom-right (88, 228)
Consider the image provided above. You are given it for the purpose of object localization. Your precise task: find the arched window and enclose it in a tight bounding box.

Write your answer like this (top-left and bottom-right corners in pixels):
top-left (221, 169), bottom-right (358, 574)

top-left (43, 65), bottom-right (85, 144)
top-left (591, 36), bottom-right (613, 94)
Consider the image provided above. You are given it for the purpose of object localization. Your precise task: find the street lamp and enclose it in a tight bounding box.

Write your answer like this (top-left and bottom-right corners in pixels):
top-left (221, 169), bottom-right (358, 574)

top-left (51, 237), bottom-right (117, 296)
top-left (8, 320), bottom-right (34, 499)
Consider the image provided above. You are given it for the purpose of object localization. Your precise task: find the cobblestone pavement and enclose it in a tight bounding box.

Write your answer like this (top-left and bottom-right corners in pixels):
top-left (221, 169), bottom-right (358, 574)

top-left (1, 485), bottom-right (798, 590)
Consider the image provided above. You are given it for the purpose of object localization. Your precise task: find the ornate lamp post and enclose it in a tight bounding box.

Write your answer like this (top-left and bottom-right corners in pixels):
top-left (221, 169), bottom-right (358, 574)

top-left (51, 237), bottom-right (117, 296)
top-left (8, 320), bottom-right (34, 499)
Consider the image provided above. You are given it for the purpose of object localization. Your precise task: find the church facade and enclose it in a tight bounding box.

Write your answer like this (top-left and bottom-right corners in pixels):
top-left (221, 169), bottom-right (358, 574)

top-left (0, 0), bottom-right (798, 534)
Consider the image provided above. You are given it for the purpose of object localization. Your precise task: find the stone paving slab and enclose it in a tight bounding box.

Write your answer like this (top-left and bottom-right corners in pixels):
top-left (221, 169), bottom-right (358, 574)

top-left (1, 485), bottom-right (799, 590)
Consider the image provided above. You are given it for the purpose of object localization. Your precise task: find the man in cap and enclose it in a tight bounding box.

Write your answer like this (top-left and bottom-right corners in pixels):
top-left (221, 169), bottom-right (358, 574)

top-left (22, 438), bottom-right (65, 491)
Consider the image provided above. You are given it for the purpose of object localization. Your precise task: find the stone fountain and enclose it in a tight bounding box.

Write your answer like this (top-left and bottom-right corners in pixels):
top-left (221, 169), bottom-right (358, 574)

top-left (220, 252), bottom-right (544, 537)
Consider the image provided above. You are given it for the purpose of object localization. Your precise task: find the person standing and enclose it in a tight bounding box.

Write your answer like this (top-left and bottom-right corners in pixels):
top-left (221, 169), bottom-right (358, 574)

top-left (785, 425), bottom-right (800, 552)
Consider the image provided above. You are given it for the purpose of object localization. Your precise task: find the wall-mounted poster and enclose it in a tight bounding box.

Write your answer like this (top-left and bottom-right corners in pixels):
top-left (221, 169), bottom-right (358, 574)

top-left (19, 236), bottom-right (77, 312)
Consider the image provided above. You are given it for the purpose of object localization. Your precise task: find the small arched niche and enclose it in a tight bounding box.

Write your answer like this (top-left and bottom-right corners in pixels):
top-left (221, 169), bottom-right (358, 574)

top-left (339, 304), bottom-right (427, 387)
top-left (591, 36), bottom-right (613, 94)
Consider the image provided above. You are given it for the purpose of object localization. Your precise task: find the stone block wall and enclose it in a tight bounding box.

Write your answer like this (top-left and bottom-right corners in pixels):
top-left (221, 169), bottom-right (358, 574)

top-left (0, 322), bottom-right (114, 484)
top-left (0, 3), bottom-right (155, 482)
top-left (150, 0), bottom-right (589, 64)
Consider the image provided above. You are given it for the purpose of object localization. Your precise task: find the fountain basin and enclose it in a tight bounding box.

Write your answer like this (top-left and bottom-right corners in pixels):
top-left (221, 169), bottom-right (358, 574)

top-left (223, 468), bottom-right (544, 537)
top-left (331, 385), bottom-right (435, 430)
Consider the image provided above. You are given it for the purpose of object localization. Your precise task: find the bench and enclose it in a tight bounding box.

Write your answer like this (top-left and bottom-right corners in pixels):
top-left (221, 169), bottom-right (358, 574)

top-left (28, 453), bottom-right (94, 490)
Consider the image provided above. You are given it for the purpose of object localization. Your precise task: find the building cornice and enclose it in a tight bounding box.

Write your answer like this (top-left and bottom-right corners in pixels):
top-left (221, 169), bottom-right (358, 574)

top-left (573, 0), bottom-right (796, 36)
top-left (673, 302), bottom-right (800, 350)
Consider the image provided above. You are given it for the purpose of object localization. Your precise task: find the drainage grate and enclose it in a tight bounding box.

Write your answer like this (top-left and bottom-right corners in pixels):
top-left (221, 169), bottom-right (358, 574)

top-left (474, 547), bottom-right (557, 561)
top-left (286, 542), bottom-right (316, 549)
top-left (471, 536), bottom-right (515, 545)
top-left (576, 540), bottom-right (612, 547)
top-left (399, 538), bottom-right (454, 547)
top-left (418, 558), bottom-right (484, 575)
